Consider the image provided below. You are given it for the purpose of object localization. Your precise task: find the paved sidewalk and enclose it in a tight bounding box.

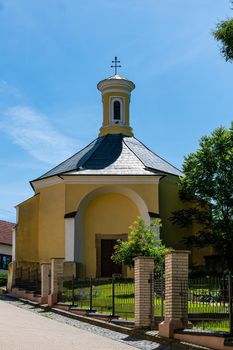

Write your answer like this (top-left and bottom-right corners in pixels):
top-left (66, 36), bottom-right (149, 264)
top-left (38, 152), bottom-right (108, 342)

top-left (0, 299), bottom-right (170, 350)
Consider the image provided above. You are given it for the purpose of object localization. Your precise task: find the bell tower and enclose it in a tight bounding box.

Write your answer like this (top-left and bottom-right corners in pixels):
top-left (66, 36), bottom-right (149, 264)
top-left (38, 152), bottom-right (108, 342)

top-left (97, 57), bottom-right (135, 137)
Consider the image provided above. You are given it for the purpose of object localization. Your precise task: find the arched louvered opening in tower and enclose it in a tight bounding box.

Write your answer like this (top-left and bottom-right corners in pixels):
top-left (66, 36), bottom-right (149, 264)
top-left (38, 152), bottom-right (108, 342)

top-left (113, 100), bottom-right (121, 121)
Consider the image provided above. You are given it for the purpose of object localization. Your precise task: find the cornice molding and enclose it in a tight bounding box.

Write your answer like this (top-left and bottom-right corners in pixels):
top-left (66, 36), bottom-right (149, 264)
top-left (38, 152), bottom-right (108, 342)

top-left (32, 176), bottom-right (63, 191)
top-left (62, 175), bottom-right (160, 184)
top-left (97, 79), bottom-right (135, 92)
top-left (32, 174), bottom-right (161, 191)
top-left (101, 88), bottom-right (131, 96)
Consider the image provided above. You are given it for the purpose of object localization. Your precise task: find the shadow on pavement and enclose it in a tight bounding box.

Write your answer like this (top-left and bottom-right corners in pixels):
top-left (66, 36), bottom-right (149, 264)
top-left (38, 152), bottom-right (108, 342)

top-left (122, 335), bottom-right (173, 350)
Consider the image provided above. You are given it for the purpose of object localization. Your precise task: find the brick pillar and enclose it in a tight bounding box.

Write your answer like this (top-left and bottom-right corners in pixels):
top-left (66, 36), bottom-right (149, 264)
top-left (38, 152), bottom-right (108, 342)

top-left (48, 258), bottom-right (64, 307)
top-left (7, 261), bottom-right (16, 291)
top-left (159, 250), bottom-right (190, 338)
top-left (41, 263), bottom-right (50, 304)
top-left (134, 256), bottom-right (154, 329)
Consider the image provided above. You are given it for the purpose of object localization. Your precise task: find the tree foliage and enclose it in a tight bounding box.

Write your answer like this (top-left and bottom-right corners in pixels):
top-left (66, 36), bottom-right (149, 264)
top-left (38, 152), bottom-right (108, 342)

top-left (171, 124), bottom-right (233, 270)
top-left (213, 2), bottom-right (233, 62)
top-left (111, 217), bottom-right (169, 269)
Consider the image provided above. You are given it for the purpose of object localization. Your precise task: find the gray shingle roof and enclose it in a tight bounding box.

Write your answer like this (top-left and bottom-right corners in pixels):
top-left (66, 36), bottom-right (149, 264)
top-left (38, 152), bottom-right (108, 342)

top-left (66, 140), bottom-right (154, 175)
top-left (35, 134), bottom-right (182, 181)
top-left (124, 137), bottom-right (182, 176)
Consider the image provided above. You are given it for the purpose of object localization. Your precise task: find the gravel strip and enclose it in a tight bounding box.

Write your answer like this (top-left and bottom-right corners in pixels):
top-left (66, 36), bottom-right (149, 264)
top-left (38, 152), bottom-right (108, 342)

top-left (1, 295), bottom-right (172, 350)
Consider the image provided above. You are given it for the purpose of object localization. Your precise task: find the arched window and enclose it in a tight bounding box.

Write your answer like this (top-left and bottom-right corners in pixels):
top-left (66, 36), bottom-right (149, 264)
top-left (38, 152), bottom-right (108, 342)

top-left (113, 100), bottom-right (121, 120)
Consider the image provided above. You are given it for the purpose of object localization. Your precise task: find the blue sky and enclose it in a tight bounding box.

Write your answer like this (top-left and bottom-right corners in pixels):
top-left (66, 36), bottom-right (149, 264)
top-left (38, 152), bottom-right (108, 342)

top-left (0, 0), bottom-right (232, 222)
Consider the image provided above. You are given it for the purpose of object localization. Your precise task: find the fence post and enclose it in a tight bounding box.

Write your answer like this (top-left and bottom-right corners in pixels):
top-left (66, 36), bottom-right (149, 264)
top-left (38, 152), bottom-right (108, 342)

top-left (72, 274), bottom-right (75, 306)
top-left (90, 277), bottom-right (93, 311)
top-left (41, 263), bottom-right (51, 304)
top-left (112, 276), bottom-right (115, 317)
top-left (7, 261), bottom-right (17, 291)
top-left (134, 256), bottom-right (155, 329)
top-left (48, 258), bottom-right (64, 307)
top-left (229, 272), bottom-right (233, 335)
top-left (35, 268), bottom-right (39, 291)
top-left (159, 250), bottom-right (190, 338)
top-left (161, 264), bottom-right (164, 318)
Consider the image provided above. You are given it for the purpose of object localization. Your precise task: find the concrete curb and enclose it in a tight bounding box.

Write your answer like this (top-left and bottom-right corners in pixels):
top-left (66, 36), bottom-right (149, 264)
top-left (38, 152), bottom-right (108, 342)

top-left (5, 295), bottom-right (211, 350)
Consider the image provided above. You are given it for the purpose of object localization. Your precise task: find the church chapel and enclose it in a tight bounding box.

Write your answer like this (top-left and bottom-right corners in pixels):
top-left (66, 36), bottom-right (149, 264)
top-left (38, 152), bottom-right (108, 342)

top-left (12, 61), bottom-right (207, 279)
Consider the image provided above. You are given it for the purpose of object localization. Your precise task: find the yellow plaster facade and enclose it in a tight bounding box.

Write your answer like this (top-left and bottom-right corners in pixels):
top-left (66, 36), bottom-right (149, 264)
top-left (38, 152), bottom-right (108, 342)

top-left (65, 183), bottom-right (158, 214)
top-left (15, 179), bottom-right (159, 277)
top-left (16, 172), bottom-right (210, 277)
top-left (83, 192), bottom-right (139, 277)
top-left (38, 184), bottom-right (65, 262)
top-left (16, 195), bottom-right (39, 262)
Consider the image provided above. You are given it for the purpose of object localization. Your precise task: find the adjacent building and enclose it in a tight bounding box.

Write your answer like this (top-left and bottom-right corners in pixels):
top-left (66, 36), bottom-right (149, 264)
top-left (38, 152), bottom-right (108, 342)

top-left (0, 220), bottom-right (14, 273)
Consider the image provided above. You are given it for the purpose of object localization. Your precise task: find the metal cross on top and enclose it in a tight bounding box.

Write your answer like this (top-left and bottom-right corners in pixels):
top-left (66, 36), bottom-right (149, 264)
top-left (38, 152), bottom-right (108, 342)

top-left (111, 56), bottom-right (121, 75)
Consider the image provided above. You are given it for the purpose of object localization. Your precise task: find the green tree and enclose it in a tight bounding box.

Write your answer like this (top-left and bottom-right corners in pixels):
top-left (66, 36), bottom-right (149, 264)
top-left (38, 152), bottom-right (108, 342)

top-left (111, 217), bottom-right (169, 270)
top-left (213, 1), bottom-right (233, 62)
top-left (171, 124), bottom-right (233, 270)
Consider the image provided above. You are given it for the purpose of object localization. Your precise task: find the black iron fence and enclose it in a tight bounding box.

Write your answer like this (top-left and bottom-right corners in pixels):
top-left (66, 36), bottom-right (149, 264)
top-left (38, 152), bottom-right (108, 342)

top-left (59, 276), bottom-right (134, 320)
top-left (14, 263), bottom-right (41, 294)
top-left (154, 269), bottom-right (233, 333)
top-left (187, 272), bottom-right (233, 333)
top-left (154, 269), bottom-right (165, 319)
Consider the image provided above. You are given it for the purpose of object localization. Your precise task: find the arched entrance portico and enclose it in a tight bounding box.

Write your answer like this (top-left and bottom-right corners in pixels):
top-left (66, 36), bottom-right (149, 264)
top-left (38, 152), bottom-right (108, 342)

top-left (65, 185), bottom-right (150, 277)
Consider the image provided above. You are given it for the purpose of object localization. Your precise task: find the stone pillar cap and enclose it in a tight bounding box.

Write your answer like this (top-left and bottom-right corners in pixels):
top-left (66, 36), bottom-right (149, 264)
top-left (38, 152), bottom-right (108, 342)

top-left (133, 256), bottom-right (155, 261)
top-left (164, 250), bottom-right (191, 255)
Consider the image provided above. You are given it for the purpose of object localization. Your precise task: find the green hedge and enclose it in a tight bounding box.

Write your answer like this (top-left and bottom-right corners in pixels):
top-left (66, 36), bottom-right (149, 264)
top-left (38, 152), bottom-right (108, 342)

top-left (0, 273), bottom-right (7, 287)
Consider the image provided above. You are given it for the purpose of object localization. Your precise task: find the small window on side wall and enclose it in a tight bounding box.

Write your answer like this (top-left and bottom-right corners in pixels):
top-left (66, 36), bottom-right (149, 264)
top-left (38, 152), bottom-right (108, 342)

top-left (113, 100), bottom-right (121, 120)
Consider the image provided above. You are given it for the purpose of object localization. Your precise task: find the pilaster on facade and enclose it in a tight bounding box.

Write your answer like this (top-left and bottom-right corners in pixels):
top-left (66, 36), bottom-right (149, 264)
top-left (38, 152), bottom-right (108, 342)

top-left (65, 217), bottom-right (75, 262)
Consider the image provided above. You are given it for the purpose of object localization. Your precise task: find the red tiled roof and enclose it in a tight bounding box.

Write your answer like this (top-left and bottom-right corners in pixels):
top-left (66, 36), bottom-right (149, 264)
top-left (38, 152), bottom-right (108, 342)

top-left (0, 220), bottom-right (15, 245)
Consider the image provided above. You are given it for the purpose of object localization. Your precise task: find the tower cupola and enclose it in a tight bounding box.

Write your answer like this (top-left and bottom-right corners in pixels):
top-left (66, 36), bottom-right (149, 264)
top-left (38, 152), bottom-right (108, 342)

top-left (97, 57), bottom-right (135, 137)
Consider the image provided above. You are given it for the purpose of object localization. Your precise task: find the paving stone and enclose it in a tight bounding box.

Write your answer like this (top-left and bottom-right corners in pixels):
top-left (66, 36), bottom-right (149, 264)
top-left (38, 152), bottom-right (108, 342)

top-left (0, 296), bottom-right (172, 350)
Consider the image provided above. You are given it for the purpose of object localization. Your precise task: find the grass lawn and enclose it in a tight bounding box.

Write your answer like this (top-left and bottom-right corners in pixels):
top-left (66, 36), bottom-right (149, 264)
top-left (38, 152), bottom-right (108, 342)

top-left (193, 320), bottom-right (230, 332)
top-left (188, 301), bottom-right (228, 313)
top-left (62, 280), bottom-right (230, 329)
top-left (63, 279), bottom-right (135, 319)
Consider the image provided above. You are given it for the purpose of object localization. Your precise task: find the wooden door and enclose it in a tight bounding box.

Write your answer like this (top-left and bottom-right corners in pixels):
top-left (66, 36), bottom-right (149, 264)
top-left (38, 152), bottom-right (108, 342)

top-left (101, 239), bottom-right (122, 277)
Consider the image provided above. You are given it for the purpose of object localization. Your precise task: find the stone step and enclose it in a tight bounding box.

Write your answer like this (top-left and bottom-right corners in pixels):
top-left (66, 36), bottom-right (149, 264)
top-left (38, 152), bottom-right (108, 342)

top-left (55, 302), bottom-right (71, 311)
top-left (111, 319), bottom-right (134, 328)
top-left (87, 312), bottom-right (120, 321)
top-left (70, 307), bottom-right (96, 316)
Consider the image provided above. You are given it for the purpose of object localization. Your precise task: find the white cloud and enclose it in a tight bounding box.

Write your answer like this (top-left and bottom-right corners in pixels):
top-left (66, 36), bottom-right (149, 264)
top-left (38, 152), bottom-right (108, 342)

top-left (0, 80), bottom-right (21, 96)
top-left (0, 105), bottom-right (77, 165)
